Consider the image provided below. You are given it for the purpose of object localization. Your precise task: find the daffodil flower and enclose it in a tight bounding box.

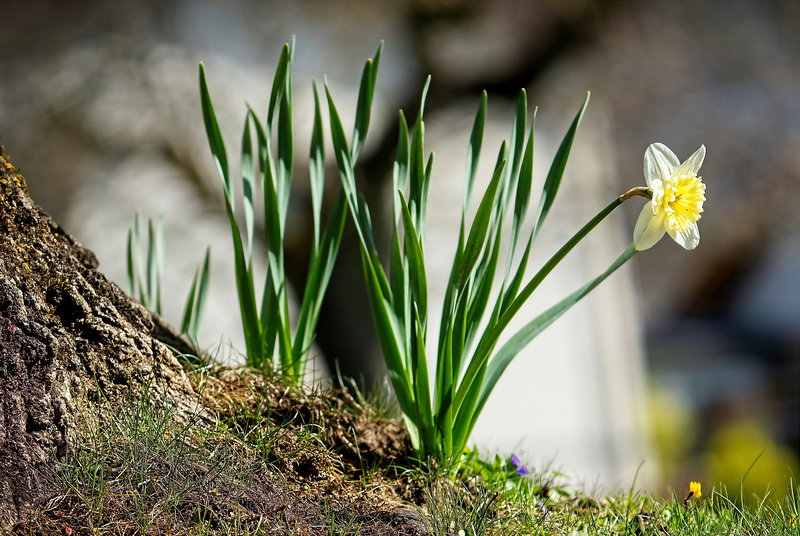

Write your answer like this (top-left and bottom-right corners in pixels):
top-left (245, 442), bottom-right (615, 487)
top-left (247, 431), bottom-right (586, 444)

top-left (690, 481), bottom-right (702, 499)
top-left (634, 143), bottom-right (706, 251)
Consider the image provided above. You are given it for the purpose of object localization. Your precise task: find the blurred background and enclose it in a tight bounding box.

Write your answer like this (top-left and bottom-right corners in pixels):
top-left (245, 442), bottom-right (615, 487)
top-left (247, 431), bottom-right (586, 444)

top-left (1, 0), bottom-right (797, 499)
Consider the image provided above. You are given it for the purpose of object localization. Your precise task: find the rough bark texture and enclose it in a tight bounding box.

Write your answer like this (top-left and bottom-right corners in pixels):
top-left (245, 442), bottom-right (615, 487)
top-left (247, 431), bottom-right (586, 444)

top-left (0, 148), bottom-right (203, 532)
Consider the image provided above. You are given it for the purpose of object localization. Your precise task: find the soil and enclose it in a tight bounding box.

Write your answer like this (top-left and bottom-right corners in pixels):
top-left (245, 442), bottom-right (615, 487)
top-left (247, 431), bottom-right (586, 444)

top-left (0, 147), bottom-right (431, 535)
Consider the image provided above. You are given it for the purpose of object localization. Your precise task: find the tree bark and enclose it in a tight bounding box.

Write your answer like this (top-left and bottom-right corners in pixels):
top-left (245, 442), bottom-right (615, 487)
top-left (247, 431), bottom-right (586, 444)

top-left (0, 147), bottom-right (203, 532)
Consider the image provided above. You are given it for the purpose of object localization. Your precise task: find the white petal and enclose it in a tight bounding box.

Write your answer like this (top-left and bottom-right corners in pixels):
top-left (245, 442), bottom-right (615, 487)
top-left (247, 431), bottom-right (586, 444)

top-left (674, 145), bottom-right (706, 177)
top-left (668, 223), bottom-right (700, 250)
top-left (633, 206), bottom-right (666, 251)
top-left (644, 143), bottom-right (679, 188)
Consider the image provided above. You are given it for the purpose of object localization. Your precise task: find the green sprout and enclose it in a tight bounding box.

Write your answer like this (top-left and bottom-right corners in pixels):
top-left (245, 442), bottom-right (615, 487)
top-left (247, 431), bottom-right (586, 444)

top-left (127, 213), bottom-right (165, 314)
top-left (126, 213), bottom-right (211, 344)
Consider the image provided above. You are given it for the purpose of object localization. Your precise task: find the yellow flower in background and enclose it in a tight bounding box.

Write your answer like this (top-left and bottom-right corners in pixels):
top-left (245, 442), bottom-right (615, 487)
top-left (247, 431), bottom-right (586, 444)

top-left (634, 143), bottom-right (706, 251)
top-left (690, 481), bottom-right (702, 499)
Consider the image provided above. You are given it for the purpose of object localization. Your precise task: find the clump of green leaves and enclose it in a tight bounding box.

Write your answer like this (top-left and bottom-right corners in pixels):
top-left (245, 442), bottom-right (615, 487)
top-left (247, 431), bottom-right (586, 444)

top-left (127, 213), bottom-right (165, 314)
top-left (326, 56), bottom-right (639, 460)
top-left (127, 213), bottom-right (210, 344)
top-left (198, 38), bottom-right (361, 379)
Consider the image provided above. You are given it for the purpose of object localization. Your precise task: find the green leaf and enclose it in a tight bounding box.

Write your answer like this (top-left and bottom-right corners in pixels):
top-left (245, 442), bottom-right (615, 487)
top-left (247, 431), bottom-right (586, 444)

top-left (499, 90), bottom-right (527, 220)
top-left (412, 305), bottom-right (435, 452)
top-left (399, 192), bottom-right (428, 328)
top-left (324, 82), bottom-right (358, 211)
top-left (241, 112), bottom-right (256, 260)
top-left (532, 92), bottom-right (590, 242)
top-left (456, 149), bottom-right (506, 291)
top-left (470, 243), bottom-right (637, 434)
top-left (464, 221), bottom-right (502, 354)
top-left (389, 223), bottom-right (407, 326)
top-left (309, 80), bottom-right (325, 249)
top-left (500, 114), bottom-right (536, 309)
top-left (419, 152), bottom-right (434, 246)
top-left (509, 90), bottom-right (528, 180)
top-left (358, 193), bottom-right (379, 256)
top-left (181, 270), bottom-right (198, 337)
top-left (452, 356), bottom-right (487, 457)
top-left (437, 221), bottom-right (465, 357)
top-left (410, 125), bottom-right (425, 228)
top-left (435, 323), bottom-right (455, 457)
top-left (456, 194), bottom-right (624, 419)
top-left (352, 41), bottom-right (383, 162)
top-left (450, 283), bottom-right (470, 380)
top-left (513, 113), bottom-right (536, 233)
top-left (146, 217), bottom-right (165, 315)
top-left (267, 43), bottom-right (291, 128)
top-left (359, 247), bottom-right (416, 424)
top-left (293, 188), bottom-right (347, 376)
top-left (226, 202), bottom-right (262, 367)
top-left (409, 78), bottom-right (430, 228)
top-left (246, 105), bottom-right (269, 188)
top-left (260, 270), bottom-right (279, 362)
top-left (277, 68), bottom-right (293, 233)
top-left (507, 114), bottom-right (536, 275)
top-left (393, 111), bottom-right (410, 199)
top-left (464, 91), bottom-right (487, 213)
top-left (199, 63), bottom-right (231, 202)
top-left (126, 228), bottom-right (135, 297)
top-left (191, 246), bottom-right (212, 342)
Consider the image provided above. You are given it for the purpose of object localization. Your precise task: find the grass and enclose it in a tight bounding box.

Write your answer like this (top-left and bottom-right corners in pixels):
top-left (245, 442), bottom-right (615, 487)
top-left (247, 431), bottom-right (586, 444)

top-left (17, 360), bottom-right (799, 535)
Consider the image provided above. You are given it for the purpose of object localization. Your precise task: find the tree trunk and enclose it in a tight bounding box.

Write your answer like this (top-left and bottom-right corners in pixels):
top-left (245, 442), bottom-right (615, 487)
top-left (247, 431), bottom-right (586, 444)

top-left (0, 147), bottom-right (203, 532)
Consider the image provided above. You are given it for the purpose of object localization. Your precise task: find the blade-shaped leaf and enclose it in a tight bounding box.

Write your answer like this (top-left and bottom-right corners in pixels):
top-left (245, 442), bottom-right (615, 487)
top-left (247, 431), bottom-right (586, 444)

top-left (455, 150), bottom-right (506, 291)
top-left (126, 228), bottom-right (135, 297)
top-left (267, 43), bottom-right (291, 128)
top-left (359, 247), bottom-right (416, 422)
top-left (464, 221), bottom-right (502, 354)
top-left (532, 92), bottom-right (590, 242)
top-left (293, 188), bottom-right (347, 374)
top-left (309, 80), bottom-right (325, 249)
top-left (324, 81), bottom-right (359, 217)
top-left (452, 355), bottom-right (487, 457)
top-left (351, 41), bottom-right (383, 162)
top-left (418, 152), bottom-right (434, 247)
top-left (409, 81), bottom-right (429, 226)
top-left (456, 194), bottom-right (624, 417)
top-left (277, 70), bottom-right (293, 232)
top-left (507, 117), bottom-right (535, 275)
top-left (199, 63), bottom-right (231, 202)
top-left (226, 203), bottom-right (262, 367)
top-left (181, 270), bottom-right (199, 337)
top-left (471, 242), bottom-right (637, 433)
top-left (437, 220), bottom-right (465, 357)
top-left (241, 111), bottom-right (256, 261)
top-left (412, 305), bottom-right (435, 452)
top-left (399, 192), bottom-right (428, 328)
top-left (464, 91), bottom-right (487, 213)
top-left (393, 110), bottom-right (410, 202)
top-left (191, 246), bottom-right (212, 341)
top-left (246, 104), bottom-right (269, 189)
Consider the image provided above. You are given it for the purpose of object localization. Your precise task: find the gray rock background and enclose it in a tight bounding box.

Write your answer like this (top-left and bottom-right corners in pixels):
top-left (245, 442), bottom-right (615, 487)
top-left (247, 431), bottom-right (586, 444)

top-left (1, 0), bottom-right (798, 494)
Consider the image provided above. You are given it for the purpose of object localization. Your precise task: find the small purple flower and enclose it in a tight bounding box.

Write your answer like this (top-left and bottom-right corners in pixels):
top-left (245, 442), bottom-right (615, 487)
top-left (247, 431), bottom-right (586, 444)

top-left (511, 454), bottom-right (530, 476)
